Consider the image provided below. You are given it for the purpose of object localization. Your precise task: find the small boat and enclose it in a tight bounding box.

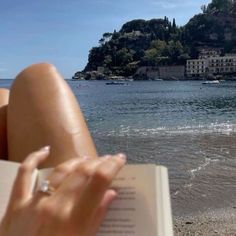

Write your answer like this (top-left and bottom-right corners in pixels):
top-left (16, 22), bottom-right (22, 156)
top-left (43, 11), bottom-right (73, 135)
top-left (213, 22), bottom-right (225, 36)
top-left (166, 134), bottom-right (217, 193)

top-left (72, 75), bottom-right (80, 79)
top-left (202, 80), bottom-right (220, 85)
top-left (106, 81), bottom-right (127, 85)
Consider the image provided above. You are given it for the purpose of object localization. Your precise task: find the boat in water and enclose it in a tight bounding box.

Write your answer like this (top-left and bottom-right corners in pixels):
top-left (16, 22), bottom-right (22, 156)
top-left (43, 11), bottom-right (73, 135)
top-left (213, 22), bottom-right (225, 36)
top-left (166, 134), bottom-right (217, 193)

top-left (106, 81), bottom-right (127, 85)
top-left (202, 80), bottom-right (220, 85)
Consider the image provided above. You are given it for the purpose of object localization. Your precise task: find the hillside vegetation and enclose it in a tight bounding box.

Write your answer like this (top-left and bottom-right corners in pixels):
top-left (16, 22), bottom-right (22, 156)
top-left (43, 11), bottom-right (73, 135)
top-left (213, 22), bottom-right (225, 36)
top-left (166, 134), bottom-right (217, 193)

top-left (80, 0), bottom-right (236, 78)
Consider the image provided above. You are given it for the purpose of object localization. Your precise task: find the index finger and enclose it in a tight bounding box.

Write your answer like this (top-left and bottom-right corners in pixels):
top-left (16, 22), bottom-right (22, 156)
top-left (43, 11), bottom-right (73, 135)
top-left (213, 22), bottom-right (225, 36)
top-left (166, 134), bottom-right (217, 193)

top-left (73, 154), bottom-right (126, 232)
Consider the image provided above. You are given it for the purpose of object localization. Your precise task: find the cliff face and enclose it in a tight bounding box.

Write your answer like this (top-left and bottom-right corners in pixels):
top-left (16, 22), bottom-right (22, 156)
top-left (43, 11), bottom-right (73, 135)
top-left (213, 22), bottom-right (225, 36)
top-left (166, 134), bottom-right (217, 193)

top-left (80, 0), bottom-right (236, 78)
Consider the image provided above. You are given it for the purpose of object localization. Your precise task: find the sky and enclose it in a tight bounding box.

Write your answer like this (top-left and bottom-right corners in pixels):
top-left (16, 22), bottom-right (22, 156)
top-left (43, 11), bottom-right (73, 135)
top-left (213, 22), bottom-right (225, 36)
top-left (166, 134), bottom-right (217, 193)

top-left (0, 0), bottom-right (211, 79)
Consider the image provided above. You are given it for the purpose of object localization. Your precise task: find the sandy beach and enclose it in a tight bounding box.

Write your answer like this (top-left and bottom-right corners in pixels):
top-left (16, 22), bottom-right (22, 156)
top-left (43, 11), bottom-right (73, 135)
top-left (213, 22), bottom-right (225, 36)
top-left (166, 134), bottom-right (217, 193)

top-left (174, 208), bottom-right (236, 235)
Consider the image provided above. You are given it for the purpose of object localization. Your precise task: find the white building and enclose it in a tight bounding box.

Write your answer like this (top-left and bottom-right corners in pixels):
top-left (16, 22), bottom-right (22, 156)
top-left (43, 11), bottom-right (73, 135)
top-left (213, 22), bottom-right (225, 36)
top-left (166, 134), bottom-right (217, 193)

top-left (186, 54), bottom-right (236, 77)
top-left (186, 59), bottom-right (208, 77)
top-left (208, 55), bottom-right (236, 74)
top-left (198, 48), bottom-right (221, 59)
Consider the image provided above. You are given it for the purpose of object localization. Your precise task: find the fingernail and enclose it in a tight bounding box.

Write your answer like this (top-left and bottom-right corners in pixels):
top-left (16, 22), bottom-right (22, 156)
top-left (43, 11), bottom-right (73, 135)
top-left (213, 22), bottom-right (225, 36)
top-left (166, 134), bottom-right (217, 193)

top-left (40, 146), bottom-right (50, 151)
top-left (117, 153), bottom-right (127, 162)
top-left (107, 190), bottom-right (118, 204)
top-left (104, 155), bottom-right (112, 159)
top-left (83, 155), bottom-right (90, 160)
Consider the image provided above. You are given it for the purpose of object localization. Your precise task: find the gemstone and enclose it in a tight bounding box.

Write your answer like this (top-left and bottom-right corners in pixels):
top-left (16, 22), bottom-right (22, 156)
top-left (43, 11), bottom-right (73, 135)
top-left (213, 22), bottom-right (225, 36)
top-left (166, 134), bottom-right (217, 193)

top-left (40, 180), bottom-right (49, 192)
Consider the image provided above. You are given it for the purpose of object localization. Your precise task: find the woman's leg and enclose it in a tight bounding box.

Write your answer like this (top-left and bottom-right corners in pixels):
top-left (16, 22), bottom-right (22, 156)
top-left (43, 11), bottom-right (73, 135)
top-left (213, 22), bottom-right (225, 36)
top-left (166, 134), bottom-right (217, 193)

top-left (0, 89), bottom-right (9, 159)
top-left (7, 63), bottom-right (97, 168)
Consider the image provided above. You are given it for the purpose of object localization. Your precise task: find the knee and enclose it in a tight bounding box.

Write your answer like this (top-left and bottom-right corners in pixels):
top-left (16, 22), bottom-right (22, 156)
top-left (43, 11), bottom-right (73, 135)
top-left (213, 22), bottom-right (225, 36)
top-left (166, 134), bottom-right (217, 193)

top-left (15, 63), bottom-right (58, 82)
top-left (0, 89), bottom-right (9, 106)
top-left (10, 63), bottom-right (65, 95)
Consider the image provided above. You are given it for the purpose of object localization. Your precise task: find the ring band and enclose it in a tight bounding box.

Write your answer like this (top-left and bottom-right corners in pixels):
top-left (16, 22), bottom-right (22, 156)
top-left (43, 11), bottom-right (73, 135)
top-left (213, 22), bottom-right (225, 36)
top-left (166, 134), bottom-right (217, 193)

top-left (39, 180), bottom-right (55, 195)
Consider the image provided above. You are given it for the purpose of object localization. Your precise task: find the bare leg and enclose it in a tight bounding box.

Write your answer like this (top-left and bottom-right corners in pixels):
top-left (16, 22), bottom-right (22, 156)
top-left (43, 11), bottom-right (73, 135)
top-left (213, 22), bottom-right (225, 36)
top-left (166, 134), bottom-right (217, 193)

top-left (0, 89), bottom-right (9, 159)
top-left (7, 63), bottom-right (97, 168)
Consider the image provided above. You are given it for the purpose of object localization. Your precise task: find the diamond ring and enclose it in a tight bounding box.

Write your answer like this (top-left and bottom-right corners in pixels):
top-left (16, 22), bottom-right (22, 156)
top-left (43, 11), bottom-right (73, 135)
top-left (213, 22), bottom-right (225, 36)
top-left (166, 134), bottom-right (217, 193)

top-left (39, 180), bottom-right (55, 195)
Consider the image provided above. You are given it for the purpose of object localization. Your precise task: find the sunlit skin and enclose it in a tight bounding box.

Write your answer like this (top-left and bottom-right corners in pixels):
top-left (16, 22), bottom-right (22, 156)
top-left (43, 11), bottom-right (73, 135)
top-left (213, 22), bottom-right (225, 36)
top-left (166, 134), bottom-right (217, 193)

top-left (7, 63), bottom-right (97, 168)
top-left (0, 63), bottom-right (126, 236)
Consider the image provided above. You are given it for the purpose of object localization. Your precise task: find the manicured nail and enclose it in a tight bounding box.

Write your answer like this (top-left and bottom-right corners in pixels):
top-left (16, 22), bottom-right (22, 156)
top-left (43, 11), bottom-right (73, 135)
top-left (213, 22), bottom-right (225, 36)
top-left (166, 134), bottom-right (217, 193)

top-left (40, 146), bottom-right (50, 151)
top-left (83, 155), bottom-right (90, 160)
top-left (117, 153), bottom-right (127, 162)
top-left (107, 190), bottom-right (118, 204)
top-left (104, 155), bottom-right (112, 159)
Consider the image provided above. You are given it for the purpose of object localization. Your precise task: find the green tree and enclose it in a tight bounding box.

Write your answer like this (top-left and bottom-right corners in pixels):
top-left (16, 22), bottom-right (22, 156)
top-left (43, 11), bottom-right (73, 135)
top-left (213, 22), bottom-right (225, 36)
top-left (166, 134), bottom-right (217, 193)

top-left (120, 19), bottom-right (146, 33)
top-left (167, 40), bottom-right (184, 62)
top-left (206, 0), bottom-right (232, 12)
top-left (143, 40), bottom-right (169, 65)
top-left (143, 48), bottom-right (159, 65)
top-left (104, 55), bottom-right (112, 67)
top-left (172, 18), bottom-right (176, 29)
top-left (116, 48), bottom-right (133, 66)
top-left (103, 32), bottom-right (113, 41)
top-left (99, 38), bottom-right (105, 46)
top-left (150, 39), bottom-right (168, 54)
top-left (201, 5), bottom-right (207, 13)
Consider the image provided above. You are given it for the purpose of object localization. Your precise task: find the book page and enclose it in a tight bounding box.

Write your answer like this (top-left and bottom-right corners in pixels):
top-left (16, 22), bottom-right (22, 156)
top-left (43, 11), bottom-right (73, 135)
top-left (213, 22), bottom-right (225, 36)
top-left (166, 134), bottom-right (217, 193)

top-left (97, 164), bottom-right (157, 236)
top-left (0, 160), bottom-right (20, 221)
top-left (36, 165), bottom-right (172, 236)
top-left (155, 166), bottom-right (173, 236)
top-left (0, 160), bottom-right (38, 221)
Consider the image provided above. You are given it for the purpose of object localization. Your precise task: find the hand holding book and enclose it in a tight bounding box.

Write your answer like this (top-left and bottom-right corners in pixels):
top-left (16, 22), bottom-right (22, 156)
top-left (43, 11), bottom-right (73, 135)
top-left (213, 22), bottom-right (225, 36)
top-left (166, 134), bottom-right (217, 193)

top-left (0, 63), bottom-right (173, 236)
top-left (0, 147), bottom-right (126, 236)
top-left (0, 148), bottom-right (173, 236)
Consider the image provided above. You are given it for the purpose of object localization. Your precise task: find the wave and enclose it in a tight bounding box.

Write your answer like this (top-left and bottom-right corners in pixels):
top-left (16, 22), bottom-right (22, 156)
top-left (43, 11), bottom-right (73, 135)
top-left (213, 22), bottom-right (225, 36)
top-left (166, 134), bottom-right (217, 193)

top-left (102, 122), bottom-right (236, 137)
top-left (173, 157), bottom-right (222, 196)
top-left (188, 158), bottom-right (212, 179)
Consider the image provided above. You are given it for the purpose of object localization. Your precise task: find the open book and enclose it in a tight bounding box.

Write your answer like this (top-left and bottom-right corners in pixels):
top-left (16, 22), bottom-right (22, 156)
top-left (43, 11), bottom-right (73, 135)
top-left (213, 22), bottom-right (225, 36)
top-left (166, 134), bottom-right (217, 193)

top-left (0, 160), bottom-right (173, 236)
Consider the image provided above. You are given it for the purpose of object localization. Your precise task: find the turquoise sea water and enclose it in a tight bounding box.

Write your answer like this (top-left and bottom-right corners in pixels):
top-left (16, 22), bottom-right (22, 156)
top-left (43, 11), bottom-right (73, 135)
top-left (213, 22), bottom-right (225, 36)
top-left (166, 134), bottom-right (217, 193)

top-left (2, 79), bottom-right (236, 215)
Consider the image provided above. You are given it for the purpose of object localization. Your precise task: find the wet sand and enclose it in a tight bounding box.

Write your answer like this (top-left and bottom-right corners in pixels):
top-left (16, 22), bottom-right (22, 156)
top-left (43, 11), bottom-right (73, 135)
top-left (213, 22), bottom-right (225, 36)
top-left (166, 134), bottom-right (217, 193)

top-left (174, 208), bottom-right (236, 235)
top-left (95, 135), bottom-right (236, 235)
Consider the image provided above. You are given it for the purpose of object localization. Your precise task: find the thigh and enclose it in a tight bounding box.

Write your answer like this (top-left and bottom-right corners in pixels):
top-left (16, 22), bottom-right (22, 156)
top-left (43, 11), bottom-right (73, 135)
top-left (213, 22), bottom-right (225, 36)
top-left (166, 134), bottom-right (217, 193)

top-left (0, 89), bottom-right (9, 159)
top-left (7, 63), bottom-right (97, 168)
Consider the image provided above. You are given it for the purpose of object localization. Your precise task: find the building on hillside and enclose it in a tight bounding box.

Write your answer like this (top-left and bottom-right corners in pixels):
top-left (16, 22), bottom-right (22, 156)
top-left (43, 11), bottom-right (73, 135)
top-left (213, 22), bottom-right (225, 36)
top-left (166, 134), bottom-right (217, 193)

top-left (186, 59), bottom-right (208, 77)
top-left (186, 54), bottom-right (236, 78)
top-left (208, 55), bottom-right (236, 74)
top-left (198, 48), bottom-right (221, 59)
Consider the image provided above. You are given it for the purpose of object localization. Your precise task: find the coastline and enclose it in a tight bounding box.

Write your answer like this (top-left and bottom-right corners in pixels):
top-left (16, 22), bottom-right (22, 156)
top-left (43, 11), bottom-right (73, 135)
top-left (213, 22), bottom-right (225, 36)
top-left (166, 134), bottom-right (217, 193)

top-left (174, 208), bottom-right (236, 235)
top-left (71, 74), bottom-right (236, 81)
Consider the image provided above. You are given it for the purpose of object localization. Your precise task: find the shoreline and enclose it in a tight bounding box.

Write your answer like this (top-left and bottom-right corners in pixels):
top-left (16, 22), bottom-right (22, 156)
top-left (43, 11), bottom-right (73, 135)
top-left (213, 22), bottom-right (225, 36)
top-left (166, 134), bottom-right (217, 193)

top-left (94, 133), bottom-right (236, 235)
top-left (174, 207), bottom-right (236, 235)
top-left (71, 77), bottom-right (236, 81)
